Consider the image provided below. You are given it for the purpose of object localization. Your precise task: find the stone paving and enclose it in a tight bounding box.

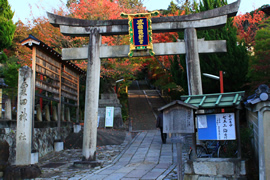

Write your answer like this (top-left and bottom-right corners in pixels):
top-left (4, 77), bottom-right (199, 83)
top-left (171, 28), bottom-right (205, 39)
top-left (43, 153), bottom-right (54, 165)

top-left (36, 131), bottom-right (132, 179)
top-left (35, 81), bottom-right (190, 179)
top-left (36, 130), bottom-right (192, 180)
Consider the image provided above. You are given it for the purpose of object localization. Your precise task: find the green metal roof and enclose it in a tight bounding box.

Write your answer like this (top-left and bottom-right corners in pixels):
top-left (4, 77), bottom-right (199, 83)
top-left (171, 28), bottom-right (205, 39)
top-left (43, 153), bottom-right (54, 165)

top-left (180, 91), bottom-right (245, 109)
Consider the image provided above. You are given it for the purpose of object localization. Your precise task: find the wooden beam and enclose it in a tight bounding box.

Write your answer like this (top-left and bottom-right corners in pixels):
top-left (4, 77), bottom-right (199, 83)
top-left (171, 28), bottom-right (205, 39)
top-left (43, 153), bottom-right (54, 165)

top-left (59, 15), bottom-right (227, 36)
top-left (62, 40), bottom-right (226, 60)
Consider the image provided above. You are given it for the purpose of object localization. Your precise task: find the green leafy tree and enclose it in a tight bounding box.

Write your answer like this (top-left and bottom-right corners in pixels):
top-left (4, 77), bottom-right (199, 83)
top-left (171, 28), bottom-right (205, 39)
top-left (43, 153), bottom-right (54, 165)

top-left (176, 0), bottom-right (249, 94)
top-left (2, 56), bottom-right (21, 106)
top-left (249, 17), bottom-right (270, 90)
top-left (0, 0), bottom-right (16, 52)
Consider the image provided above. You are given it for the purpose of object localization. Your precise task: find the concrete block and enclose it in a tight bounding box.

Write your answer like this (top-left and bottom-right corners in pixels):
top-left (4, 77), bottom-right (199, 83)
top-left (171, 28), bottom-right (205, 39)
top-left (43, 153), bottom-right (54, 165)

top-left (73, 124), bottom-right (81, 133)
top-left (240, 160), bottom-right (246, 175)
top-left (185, 162), bottom-right (193, 174)
top-left (31, 151), bottom-right (39, 164)
top-left (217, 162), bottom-right (234, 175)
top-left (54, 141), bottom-right (64, 152)
top-left (193, 162), bottom-right (217, 175)
top-left (4, 128), bottom-right (10, 134)
top-left (214, 177), bottom-right (228, 180)
top-left (198, 176), bottom-right (215, 180)
top-left (184, 175), bottom-right (199, 180)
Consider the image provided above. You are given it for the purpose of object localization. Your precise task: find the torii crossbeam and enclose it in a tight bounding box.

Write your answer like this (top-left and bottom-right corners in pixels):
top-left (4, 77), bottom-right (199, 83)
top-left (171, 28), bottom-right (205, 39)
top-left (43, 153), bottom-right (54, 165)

top-left (47, 0), bottom-right (241, 162)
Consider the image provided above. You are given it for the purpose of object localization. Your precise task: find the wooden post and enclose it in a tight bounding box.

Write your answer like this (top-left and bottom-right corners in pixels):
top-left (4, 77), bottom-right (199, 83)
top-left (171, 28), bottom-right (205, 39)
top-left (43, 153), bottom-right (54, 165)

top-left (175, 134), bottom-right (184, 180)
top-left (57, 64), bottom-right (62, 139)
top-left (31, 46), bottom-right (37, 151)
top-left (76, 75), bottom-right (80, 123)
top-left (236, 109), bottom-right (241, 159)
top-left (220, 71), bottom-right (225, 112)
top-left (82, 28), bottom-right (101, 161)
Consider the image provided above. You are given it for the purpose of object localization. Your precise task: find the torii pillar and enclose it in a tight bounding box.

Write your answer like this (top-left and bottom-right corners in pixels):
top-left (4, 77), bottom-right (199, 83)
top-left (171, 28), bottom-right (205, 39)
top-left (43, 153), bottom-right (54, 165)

top-left (185, 28), bottom-right (203, 96)
top-left (82, 28), bottom-right (101, 161)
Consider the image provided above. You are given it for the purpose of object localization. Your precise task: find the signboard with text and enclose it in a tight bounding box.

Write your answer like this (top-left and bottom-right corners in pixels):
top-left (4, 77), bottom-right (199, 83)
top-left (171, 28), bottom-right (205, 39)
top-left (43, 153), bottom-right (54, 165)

top-left (163, 106), bottom-right (195, 134)
top-left (105, 107), bottom-right (114, 127)
top-left (197, 113), bottom-right (236, 140)
top-left (133, 18), bottom-right (149, 46)
top-left (121, 11), bottom-right (159, 57)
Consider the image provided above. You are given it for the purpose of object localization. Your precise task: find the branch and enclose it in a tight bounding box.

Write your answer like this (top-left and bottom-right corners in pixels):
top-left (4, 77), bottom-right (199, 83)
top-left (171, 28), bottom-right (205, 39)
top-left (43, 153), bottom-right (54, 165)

top-left (154, 56), bottom-right (171, 72)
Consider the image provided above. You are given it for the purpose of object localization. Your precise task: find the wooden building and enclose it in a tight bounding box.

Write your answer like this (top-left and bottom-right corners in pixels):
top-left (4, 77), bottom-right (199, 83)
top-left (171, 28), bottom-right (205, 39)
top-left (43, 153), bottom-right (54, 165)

top-left (21, 35), bottom-right (85, 123)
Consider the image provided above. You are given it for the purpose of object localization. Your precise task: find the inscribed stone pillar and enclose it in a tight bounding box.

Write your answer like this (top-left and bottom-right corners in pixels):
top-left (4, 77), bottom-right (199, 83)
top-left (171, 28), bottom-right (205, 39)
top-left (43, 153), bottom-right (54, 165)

top-left (44, 104), bottom-right (51, 121)
top-left (184, 28), bottom-right (203, 96)
top-left (4, 98), bottom-right (12, 120)
top-left (82, 28), bottom-right (101, 161)
top-left (16, 66), bottom-right (33, 165)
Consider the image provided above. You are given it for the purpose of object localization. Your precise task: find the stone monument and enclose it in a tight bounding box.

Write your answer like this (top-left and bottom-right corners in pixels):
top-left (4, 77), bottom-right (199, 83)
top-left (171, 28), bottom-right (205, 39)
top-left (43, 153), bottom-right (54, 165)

top-left (98, 93), bottom-right (123, 128)
top-left (4, 66), bottom-right (41, 179)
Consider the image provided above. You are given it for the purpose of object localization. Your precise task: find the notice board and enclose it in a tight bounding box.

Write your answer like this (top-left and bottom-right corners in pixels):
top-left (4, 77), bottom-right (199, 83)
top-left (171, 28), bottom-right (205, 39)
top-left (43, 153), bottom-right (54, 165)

top-left (163, 106), bottom-right (194, 134)
top-left (105, 107), bottom-right (114, 127)
top-left (197, 113), bottom-right (236, 140)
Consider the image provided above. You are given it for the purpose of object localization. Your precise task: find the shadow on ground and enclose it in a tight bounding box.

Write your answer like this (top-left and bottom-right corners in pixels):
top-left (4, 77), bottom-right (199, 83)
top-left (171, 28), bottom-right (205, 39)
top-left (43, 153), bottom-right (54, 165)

top-left (64, 129), bottom-right (138, 149)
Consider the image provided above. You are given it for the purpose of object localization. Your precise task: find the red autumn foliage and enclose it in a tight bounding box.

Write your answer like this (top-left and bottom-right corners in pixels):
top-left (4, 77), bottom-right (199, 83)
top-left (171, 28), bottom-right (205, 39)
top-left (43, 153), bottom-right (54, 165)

top-left (233, 10), bottom-right (266, 47)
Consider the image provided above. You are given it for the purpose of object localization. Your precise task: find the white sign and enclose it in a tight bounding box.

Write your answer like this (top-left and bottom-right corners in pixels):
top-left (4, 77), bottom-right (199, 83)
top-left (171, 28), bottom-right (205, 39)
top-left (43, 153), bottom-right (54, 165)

top-left (105, 107), bottom-right (114, 127)
top-left (197, 115), bottom-right (207, 128)
top-left (216, 113), bottom-right (236, 140)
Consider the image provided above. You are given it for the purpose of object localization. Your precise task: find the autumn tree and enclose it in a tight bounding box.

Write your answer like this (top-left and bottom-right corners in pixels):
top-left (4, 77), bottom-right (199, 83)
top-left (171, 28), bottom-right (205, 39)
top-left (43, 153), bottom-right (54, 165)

top-left (143, 1), bottom-right (181, 93)
top-left (248, 17), bottom-right (270, 90)
top-left (233, 10), bottom-right (266, 49)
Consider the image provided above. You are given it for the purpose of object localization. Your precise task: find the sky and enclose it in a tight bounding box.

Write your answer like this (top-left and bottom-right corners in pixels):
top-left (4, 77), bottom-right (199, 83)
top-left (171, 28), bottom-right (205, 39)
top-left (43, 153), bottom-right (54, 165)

top-left (9, 0), bottom-right (270, 24)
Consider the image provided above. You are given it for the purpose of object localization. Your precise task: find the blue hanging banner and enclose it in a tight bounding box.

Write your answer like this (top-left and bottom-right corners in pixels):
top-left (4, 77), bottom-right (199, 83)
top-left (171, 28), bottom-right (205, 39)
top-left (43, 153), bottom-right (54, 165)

top-left (120, 11), bottom-right (159, 57)
top-left (133, 18), bottom-right (149, 46)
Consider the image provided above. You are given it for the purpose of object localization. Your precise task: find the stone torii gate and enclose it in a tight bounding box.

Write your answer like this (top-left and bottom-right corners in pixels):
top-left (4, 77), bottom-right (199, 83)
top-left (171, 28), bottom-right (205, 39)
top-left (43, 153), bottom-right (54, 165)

top-left (47, 0), bottom-right (240, 162)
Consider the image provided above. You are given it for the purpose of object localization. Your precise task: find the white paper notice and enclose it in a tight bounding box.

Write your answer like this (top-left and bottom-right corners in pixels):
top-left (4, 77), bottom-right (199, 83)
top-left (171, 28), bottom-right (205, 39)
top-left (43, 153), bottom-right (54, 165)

top-left (216, 113), bottom-right (236, 140)
top-left (197, 115), bottom-right (207, 128)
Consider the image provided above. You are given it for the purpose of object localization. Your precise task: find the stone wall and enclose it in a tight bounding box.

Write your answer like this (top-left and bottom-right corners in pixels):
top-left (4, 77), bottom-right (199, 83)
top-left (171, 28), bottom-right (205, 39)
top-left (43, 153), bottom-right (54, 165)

top-left (0, 128), bottom-right (16, 165)
top-left (185, 158), bottom-right (246, 179)
top-left (0, 124), bottom-right (72, 165)
top-left (32, 125), bottom-right (72, 158)
top-left (246, 110), bottom-right (259, 162)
